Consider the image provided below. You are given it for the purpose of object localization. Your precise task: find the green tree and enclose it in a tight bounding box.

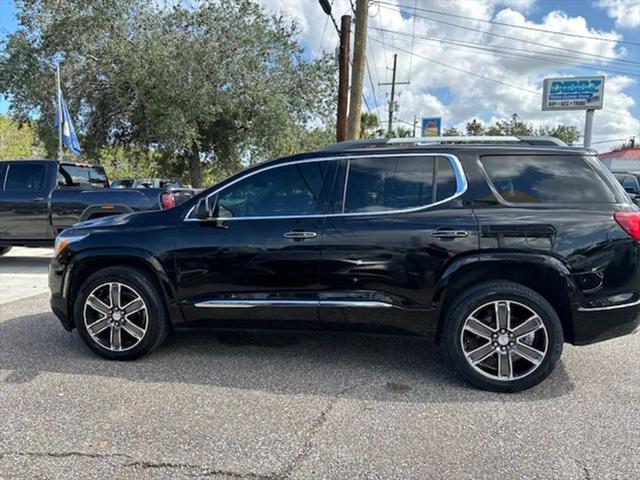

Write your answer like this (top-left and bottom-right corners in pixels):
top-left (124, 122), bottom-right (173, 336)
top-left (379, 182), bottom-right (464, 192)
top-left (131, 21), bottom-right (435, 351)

top-left (359, 112), bottom-right (385, 139)
top-left (0, 0), bottom-right (336, 187)
top-left (466, 119), bottom-right (484, 135)
top-left (442, 126), bottom-right (461, 136)
top-left (486, 113), bottom-right (533, 136)
top-left (536, 124), bottom-right (581, 146)
top-left (0, 115), bottom-right (45, 159)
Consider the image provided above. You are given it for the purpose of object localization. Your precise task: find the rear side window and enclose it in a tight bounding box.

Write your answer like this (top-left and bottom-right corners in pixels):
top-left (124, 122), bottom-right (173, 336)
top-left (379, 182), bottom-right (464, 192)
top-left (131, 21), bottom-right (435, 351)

top-left (4, 163), bottom-right (45, 191)
top-left (58, 165), bottom-right (109, 188)
top-left (480, 155), bottom-right (621, 204)
top-left (344, 156), bottom-right (458, 213)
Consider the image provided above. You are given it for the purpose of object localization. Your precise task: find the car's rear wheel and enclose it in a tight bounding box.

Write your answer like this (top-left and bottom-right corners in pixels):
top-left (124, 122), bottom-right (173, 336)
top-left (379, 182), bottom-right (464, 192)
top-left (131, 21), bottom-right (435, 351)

top-left (0, 247), bottom-right (12, 256)
top-left (74, 266), bottom-right (169, 360)
top-left (442, 281), bottom-right (563, 392)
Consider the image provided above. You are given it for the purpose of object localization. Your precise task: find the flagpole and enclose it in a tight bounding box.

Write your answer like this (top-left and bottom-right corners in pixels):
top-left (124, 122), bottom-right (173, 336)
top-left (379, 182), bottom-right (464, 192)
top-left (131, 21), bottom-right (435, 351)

top-left (56, 63), bottom-right (63, 161)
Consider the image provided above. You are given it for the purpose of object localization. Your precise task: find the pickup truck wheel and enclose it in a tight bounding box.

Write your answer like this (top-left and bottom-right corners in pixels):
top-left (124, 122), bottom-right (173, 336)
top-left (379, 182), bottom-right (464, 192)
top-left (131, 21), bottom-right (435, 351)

top-left (0, 247), bottom-right (11, 256)
top-left (74, 266), bottom-right (169, 360)
top-left (442, 281), bottom-right (563, 393)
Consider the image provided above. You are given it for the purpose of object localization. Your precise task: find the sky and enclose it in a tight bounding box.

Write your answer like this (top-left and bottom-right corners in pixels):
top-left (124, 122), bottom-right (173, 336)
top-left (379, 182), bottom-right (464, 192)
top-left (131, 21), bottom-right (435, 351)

top-left (1, 0), bottom-right (639, 152)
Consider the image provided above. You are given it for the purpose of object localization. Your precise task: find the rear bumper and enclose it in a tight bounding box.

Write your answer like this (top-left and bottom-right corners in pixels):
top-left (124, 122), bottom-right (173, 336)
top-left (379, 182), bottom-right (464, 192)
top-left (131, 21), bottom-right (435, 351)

top-left (571, 302), bottom-right (640, 345)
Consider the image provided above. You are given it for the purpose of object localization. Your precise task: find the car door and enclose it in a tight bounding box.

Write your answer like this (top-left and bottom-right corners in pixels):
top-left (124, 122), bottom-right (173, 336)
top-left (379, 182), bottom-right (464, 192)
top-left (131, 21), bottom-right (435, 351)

top-left (317, 153), bottom-right (478, 336)
top-left (175, 158), bottom-right (337, 329)
top-left (0, 161), bottom-right (51, 240)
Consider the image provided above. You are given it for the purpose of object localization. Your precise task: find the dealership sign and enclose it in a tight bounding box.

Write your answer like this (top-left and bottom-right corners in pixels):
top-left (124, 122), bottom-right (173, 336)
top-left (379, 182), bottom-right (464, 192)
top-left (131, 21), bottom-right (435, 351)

top-left (421, 117), bottom-right (441, 137)
top-left (542, 76), bottom-right (605, 111)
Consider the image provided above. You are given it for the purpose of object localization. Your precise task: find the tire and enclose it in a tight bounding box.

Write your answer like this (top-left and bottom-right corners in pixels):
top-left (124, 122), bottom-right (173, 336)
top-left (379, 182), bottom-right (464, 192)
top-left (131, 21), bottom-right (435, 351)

top-left (73, 266), bottom-right (170, 360)
top-left (442, 280), bottom-right (563, 393)
top-left (0, 247), bottom-right (12, 256)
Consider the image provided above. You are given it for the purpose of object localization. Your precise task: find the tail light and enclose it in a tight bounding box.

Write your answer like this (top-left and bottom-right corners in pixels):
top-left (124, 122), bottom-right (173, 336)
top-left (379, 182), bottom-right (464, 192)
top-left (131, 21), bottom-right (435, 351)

top-left (614, 211), bottom-right (640, 240)
top-left (160, 192), bottom-right (176, 209)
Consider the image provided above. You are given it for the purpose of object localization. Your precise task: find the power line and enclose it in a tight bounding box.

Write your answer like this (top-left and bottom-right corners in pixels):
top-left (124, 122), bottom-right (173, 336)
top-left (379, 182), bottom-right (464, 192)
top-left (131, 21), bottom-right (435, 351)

top-left (368, 36), bottom-right (640, 122)
top-left (376, 3), bottom-right (640, 67)
top-left (375, 0), bottom-right (640, 47)
top-left (407, 0), bottom-right (417, 83)
top-left (368, 26), bottom-right (640, 77)
top-left (365, 55), bottom-right (382, 125)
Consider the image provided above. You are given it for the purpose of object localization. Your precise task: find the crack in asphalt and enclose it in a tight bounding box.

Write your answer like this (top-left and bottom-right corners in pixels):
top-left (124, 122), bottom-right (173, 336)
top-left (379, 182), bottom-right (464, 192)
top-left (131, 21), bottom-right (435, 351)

top-left (0, 383), bottom-right (369, 479)
top-left (278, 382), bottom-right (370, 479)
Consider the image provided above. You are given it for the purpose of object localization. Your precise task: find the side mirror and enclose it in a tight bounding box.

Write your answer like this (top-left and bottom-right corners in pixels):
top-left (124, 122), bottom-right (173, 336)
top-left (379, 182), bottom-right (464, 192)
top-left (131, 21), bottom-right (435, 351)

top-left (194, 195), bottom-right (218, 220)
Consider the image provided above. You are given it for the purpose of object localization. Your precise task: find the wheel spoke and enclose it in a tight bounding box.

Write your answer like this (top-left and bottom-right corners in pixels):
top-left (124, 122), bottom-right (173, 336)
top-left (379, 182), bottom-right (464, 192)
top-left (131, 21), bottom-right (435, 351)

top-left (109, 283), bottom-right (121, 309)
top-left (87, 317), bottom-right (110, 335)
top-left (467, 342), bottom-right (497, 365)
top-left (512, 315), bottom-right (543, 338)
top-left (86, 294), bottom-right (110, 316)
top-left (123, 298), bottom-right (145, 317)
top-left (495, 301), bottom-right (510, 330)
top-left (122, 320), bottom-right (145, 340)
top-left (464, 317), bottom-right (495, 339)
top-left (497, 350), bottom-right (513, 379)
top-left (512, 342), bottom-right (544, 365)
top-left (110, 326), bottom-right (122, 351)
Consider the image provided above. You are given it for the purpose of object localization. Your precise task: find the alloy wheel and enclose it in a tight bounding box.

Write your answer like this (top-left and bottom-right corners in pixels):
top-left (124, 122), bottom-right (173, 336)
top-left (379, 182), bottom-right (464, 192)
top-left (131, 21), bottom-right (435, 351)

top-left (83, 282), bottom-right (148, 352)
top-left (460, 300), bottom-right (548, 381)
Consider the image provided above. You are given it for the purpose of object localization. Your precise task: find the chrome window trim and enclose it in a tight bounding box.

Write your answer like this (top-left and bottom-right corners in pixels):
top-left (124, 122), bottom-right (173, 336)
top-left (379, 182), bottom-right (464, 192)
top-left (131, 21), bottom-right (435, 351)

top-left (577, 297), bottom-right (640, 312)
top-left (184, 153), bottom-right (468, 221)
top-left (194, 299), bottom-right (394, 309)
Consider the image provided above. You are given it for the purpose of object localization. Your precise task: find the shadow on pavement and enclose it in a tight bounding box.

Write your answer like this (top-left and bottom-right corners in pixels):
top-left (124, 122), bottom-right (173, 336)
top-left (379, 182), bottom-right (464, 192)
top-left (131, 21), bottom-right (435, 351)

top-left (0, 310), bottom-right (575, 402)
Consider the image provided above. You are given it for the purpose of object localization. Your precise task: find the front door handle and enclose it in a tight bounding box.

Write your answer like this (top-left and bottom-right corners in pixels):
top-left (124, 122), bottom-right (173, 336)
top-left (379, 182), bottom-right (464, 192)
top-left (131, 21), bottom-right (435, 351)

top-left (431, 228), bottom-right (469, 239)
top-left (32, 196), bottom-right (45, 203)
top-left (283, 231), bottom-right (318, 240)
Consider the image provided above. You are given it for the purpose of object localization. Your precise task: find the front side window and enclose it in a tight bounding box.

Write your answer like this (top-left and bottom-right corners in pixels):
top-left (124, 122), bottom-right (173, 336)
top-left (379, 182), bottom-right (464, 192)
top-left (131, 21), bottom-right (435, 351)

top-left (343, 156), bottom-right (457, 213)
top-left (480, 155), bottom-right (621, 203)
top-left (215, 161), bottom-right (332, 218)
top-left (5, 163), bottom-right (45, 191)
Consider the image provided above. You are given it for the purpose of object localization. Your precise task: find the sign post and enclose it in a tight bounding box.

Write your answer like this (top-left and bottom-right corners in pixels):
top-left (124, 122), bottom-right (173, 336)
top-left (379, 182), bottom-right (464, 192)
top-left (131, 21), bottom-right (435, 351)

top-left (542, 76), bottom-right (604, 148)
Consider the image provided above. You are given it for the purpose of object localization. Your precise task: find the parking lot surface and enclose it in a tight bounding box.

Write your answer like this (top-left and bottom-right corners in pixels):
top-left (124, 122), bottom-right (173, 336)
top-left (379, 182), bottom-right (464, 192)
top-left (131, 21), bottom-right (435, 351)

top-left (0, 254), bottom-right (639, 479)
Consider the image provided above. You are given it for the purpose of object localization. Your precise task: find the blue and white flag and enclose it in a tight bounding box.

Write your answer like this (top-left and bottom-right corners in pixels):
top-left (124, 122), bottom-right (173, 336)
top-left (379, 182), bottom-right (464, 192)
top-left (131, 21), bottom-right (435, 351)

top-left (54, 92), bottom-right (82, 157)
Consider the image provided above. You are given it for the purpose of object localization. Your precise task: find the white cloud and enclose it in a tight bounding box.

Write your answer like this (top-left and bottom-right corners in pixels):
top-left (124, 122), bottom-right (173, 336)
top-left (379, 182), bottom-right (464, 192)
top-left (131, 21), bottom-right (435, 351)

top-left (594, 0), bottom-right (640, 28)
top-left (259, 0), bottom-right (639, 152)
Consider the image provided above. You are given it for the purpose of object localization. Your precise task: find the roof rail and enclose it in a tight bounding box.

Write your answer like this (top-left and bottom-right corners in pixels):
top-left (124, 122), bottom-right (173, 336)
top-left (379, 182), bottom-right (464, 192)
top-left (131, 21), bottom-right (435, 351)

top-left (323, 135), bottom-right (567, 151)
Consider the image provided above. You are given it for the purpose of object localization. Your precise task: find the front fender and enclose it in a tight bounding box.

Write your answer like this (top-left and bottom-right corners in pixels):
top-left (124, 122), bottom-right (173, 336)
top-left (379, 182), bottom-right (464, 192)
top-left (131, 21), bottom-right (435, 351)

top-left (64, 247), bottom-right (183, 327)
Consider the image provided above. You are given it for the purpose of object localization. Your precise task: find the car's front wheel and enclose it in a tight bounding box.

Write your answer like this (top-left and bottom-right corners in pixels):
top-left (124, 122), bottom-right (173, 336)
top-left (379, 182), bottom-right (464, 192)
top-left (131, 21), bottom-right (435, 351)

top-left (442, 281), bottom-right (564, 392)
top-left (74, 266), bottom-right (169, 360)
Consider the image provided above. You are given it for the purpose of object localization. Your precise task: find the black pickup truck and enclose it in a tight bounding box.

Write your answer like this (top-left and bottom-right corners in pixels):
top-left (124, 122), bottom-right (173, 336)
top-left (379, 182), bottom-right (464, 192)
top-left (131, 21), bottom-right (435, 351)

top-left (0, 160), bottom-right (194, 253)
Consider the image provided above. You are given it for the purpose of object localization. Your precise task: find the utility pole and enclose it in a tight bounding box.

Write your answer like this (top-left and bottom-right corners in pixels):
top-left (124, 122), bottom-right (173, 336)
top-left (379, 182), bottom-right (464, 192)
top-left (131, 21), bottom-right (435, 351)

top-left (56, 63), bottom-right (63, 161)
top-left (346, 0), bottom-right (368, 140)
top-left (337, 15), bottom-right (351, 142)
top-left (378, 54), bottom-right (410, 137)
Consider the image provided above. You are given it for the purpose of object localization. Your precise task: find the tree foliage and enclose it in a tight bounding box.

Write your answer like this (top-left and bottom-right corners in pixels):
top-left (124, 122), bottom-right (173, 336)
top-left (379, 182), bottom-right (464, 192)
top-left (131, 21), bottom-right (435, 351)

top-left (0, 0), bottom-right (337, 186)
top-left (0, 115), bottom-right (45, 160)
top-left (460, 114), bottom-right (581, 145)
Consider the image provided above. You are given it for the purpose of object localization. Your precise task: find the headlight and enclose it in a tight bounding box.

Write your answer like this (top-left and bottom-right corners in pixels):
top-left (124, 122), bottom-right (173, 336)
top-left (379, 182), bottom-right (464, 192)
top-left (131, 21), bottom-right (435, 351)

top-left (54, 234), bottom-right (88, 256)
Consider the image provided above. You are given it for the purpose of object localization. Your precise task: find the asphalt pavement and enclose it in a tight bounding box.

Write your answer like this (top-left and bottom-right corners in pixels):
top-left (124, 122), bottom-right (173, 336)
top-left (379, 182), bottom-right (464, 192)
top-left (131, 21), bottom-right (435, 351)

top-left (0, 251), bottom-right (639, 479)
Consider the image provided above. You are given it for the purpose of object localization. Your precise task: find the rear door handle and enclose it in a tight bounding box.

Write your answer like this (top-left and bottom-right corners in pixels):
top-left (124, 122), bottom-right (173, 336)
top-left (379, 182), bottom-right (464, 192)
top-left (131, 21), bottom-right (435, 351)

top-left (431, 228), bottom-right (469, 239)
top-left (283, 231), bottom-right (318, 240)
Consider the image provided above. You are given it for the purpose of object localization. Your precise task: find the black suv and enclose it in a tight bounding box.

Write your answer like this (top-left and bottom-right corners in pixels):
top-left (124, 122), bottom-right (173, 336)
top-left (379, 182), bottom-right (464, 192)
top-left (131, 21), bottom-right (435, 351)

top-left (49, 136), bottom-right (640, 392)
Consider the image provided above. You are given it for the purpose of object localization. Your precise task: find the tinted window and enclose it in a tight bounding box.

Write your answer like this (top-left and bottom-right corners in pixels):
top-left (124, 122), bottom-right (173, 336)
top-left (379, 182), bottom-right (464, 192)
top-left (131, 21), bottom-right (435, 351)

top-left (216, 161), bottom-right (331, 218)
top-left (5, 163), bottom-right (45, 191)
top-left (480, 155), bottom-right (619, 203)
top-left (59, 165), bottom-right (108, 188)
top-left (436, 156), bottom-right (457, 202)
top-left (344, 156), bottom-right (457, 213)
top-left (622, 176), bottom-right (638, 190)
